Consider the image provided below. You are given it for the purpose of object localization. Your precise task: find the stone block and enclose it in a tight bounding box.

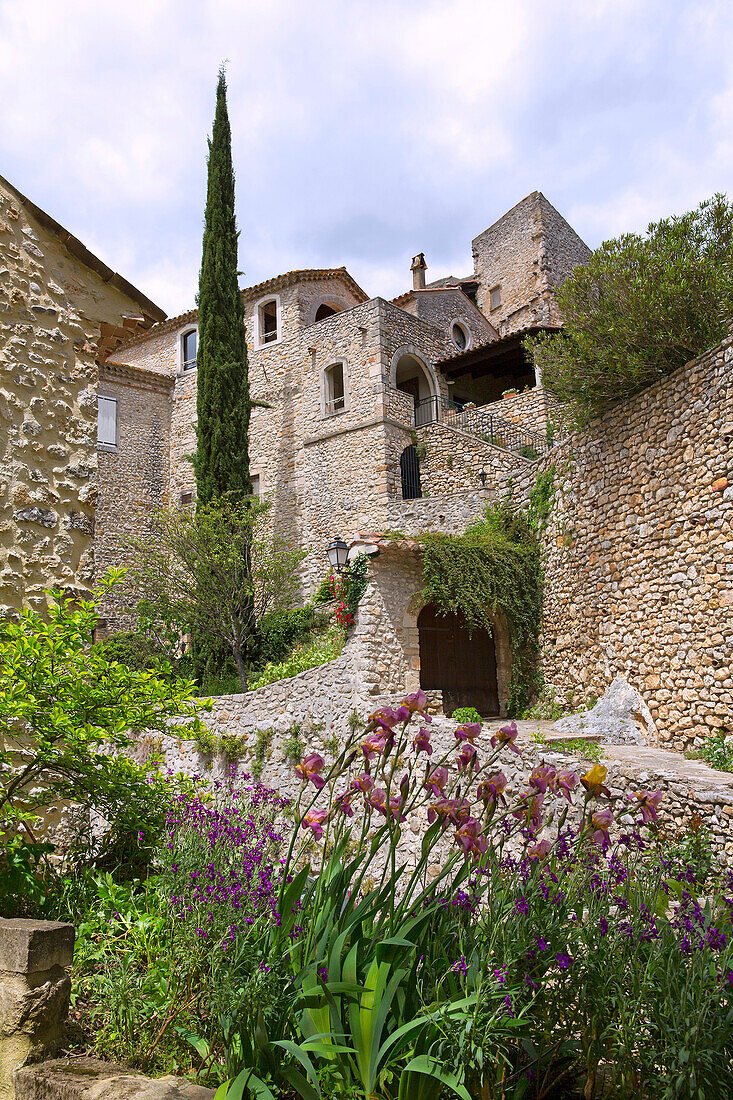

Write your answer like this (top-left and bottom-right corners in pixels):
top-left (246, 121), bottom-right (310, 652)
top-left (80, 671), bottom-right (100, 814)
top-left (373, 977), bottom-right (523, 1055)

top-left (0, 921), bottom-right (74, 976)
top-left (13, 1060), bottom-right (214, 1100)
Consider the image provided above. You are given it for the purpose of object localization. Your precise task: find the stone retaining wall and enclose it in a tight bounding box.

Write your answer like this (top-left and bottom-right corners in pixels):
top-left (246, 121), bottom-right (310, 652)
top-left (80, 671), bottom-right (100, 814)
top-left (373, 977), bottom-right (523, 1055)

top-left (539, 334), bottom-right (733, 751)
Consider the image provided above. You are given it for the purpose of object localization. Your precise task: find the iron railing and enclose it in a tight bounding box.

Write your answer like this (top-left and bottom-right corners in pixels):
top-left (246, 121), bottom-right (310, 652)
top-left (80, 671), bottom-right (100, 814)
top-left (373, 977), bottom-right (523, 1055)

top-left (413, 395), bottom-right (551, 459)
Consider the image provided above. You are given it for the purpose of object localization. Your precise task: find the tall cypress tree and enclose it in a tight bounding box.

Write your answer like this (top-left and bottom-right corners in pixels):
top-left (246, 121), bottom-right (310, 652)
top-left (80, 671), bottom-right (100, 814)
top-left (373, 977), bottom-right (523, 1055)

top-left (195, 68), bottom-right (252, 504)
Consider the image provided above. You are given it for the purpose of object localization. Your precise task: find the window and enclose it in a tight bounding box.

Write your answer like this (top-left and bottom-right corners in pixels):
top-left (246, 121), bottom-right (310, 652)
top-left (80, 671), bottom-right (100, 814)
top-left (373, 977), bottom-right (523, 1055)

top-left (451, 322), bottom-right (468, 350)
top-left (315, 303), bottom-right (338, 322)
top-left (324, 362), bottom-right (345, 414)
top-left (251, 474), bottom-right (261, 498)
top-left (97, 395), bottom-right (117, 446)
top-left (180, 490), bottom-right (193, 505)
top-left (258, 299), bottom-right (279, 345)
top-left (490, 285), bottom-right (502, 311)
top-left (181, 328), bottom-right (197, 370)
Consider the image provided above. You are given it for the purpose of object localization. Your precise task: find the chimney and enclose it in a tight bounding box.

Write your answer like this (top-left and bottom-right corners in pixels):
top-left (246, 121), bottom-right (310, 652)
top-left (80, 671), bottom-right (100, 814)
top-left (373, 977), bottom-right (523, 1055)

top-left (410, 252), bottom-right (427, 290)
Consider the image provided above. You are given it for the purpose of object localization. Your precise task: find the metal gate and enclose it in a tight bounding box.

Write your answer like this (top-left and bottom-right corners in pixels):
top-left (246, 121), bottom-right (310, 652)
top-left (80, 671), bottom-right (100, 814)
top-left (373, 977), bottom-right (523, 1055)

top-left (417, 604), bottom-right (500, 716)
top-left (400, 444), bottom-right (422, 499)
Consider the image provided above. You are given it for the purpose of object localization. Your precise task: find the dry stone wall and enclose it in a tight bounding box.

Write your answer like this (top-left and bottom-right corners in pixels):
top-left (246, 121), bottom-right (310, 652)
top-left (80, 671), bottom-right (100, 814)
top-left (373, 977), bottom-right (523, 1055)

top-left (0, 179), bottom-right (160, 614)
top-left (540, 334), bottom-right (733, 751)
top-left (416, 421), bottom-right (530, 495)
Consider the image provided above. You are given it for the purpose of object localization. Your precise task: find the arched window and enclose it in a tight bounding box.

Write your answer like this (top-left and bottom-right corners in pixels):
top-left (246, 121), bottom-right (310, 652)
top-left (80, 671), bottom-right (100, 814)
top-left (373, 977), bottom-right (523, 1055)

top-left (257, 298), bottom-right (279, 346)
top-left (181, 328), bottom-right (197, 370)
top-left (324, 361), bottom-right (346, 415)
top-left (400, 444), bottom-right (422, 499)
top-left (315, 303), bottom-right (338, 322)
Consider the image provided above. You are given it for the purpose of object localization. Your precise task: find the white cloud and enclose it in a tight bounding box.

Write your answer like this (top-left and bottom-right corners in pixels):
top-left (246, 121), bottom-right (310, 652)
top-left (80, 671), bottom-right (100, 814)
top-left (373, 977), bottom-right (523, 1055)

top-left (0, 0), bottom-right (731, 312)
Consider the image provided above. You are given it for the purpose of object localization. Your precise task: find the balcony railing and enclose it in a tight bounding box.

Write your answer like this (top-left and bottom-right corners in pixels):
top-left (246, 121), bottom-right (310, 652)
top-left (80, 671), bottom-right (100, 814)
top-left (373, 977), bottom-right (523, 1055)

top-left (413, 395), bottom-right (551, 459)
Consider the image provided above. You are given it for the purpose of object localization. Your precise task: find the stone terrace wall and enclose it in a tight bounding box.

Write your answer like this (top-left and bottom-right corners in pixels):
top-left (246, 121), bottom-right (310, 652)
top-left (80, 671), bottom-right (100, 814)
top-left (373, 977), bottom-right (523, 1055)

top-left (0, 179), bottom-right (159, 614)
top-left (416, 421), bottom-right (530, 495)
top-left (540, 334), bottom-right (733, 751)
top-left (479, 386), bottom-right (558, 436)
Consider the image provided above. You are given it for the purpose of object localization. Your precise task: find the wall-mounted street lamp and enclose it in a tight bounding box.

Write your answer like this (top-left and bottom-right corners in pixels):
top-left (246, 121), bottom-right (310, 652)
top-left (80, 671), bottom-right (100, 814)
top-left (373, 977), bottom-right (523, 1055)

top-left (325, 537), bottom-right (350, 574)
top-left (479, 468), bottom-right (488, 489)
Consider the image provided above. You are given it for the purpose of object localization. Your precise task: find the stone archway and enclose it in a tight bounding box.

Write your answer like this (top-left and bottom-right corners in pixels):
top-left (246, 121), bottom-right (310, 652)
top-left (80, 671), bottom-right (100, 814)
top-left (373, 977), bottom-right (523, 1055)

top-left (403, 595), bottom-right (512, 715)
top-left (389, 345), bottom-right (438, 404)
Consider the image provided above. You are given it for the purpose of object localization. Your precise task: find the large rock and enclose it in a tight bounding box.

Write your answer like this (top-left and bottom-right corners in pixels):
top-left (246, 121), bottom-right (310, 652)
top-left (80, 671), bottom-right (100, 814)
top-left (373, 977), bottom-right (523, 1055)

top-left (14, 1060), bottom-right (214, 1100)
top-left (553, 675), bottom-right (656, 745)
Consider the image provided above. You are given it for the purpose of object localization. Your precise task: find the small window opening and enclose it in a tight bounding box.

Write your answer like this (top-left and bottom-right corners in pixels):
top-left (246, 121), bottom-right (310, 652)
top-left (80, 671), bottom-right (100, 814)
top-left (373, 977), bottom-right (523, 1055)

top-left (251, 474), bottom-right (261, 498)
top-left (180, 490), bottom-right (193, 505)
top-left (451, 322), bottom-right (467, 350)
top-left (490, 285), bottom-right (502, 311)
top-left (97, 395), bottom-right (117, 446)
top-left (325, 362), bottom-right (345, 414)
top-left (182, 329), bottom-right (197, 370)
top-left (260, 299), bottom-right (278, 344)
top-left (315, 303), bottom-right (338, 322)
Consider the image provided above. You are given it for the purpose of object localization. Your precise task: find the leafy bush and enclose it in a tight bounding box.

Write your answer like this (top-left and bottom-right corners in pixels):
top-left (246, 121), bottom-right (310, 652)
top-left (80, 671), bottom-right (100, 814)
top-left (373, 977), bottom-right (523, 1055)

top-left (419, 495), bottom-right (542, 713)
top-left (254, 605), bottom-right (317, 667)
top-left (249, 625), bottom-right (342, 689)
top-left (0, 571), bottom-right (203, 907)
top-left (450, 706), bottom-right (482, 725)
top-left (527, 194), bottom-right (733, 425)
top-left (69, 779), bottom-right (290, 1078)
top-left (697, 730), bottom-right (733, 773)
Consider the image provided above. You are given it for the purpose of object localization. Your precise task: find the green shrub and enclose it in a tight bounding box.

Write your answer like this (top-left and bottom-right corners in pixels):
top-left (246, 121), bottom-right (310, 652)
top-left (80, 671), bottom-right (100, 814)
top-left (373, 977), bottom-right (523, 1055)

top-left (526, 193), bottom-right (733, 425)
top-left (450, 706), bottom-right (482, 725)
top-left (249, 625), bottom-right (342, 689)
top-left (696, 730), bottom-right (733, 772)
top-left (254, 605), bottom-right (317, 667)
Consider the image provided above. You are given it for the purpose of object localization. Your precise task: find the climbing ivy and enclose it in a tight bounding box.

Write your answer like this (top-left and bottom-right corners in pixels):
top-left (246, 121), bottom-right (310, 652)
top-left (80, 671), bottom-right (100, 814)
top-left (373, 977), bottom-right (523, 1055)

top-left (419, 482), bottom-right (552, 715)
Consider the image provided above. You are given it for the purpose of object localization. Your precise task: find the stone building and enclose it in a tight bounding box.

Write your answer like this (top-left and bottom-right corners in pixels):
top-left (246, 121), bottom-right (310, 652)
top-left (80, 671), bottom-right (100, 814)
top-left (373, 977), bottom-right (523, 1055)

top-left (5, 174), bottom-right (727, 750)
top-left (0, 174), bottom-right (164, 614)
top-left (98, 192), bottom-right (583, 715)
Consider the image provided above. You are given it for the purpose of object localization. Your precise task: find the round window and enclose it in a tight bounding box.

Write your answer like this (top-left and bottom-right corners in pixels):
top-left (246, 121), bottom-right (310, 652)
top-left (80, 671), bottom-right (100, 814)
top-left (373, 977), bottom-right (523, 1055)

top-left (451, 322), bottom-right (467, 350)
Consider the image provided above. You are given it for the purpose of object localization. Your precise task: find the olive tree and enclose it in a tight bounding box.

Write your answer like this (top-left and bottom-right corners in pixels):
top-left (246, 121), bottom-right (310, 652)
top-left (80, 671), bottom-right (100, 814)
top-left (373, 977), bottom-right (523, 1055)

top-left (527, 193), bottom-right (733, 425)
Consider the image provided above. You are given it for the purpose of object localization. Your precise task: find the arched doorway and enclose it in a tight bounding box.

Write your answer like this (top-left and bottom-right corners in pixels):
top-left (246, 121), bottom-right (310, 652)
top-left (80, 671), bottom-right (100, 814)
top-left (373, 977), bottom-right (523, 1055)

top-left (417, 604), bottom-right (499, 716)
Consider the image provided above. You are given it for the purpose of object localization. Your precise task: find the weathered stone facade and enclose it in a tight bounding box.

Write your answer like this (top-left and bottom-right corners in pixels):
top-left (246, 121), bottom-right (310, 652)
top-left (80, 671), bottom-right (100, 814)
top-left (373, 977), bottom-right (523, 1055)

top-left (95, 362), bottom-right (173, 629)
top-left (471, 191), bottom-right (591, 335)
top-left (0, 175), bottom-right (163, 614)
top-left (539, 334), bottom-right (733, 751)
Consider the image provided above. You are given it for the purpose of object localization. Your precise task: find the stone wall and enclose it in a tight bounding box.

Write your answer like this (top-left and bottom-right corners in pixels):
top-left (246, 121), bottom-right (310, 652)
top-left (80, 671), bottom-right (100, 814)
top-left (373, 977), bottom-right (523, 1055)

top-left (416, 420), bottom-right (531, 495)
top-left (95, 362), bottom-right (172, 631)
top-left (471, 192), bottom-right (590, 335)
top-left (478, 385), bottom-right (558, 436)
top-left (540, 334), bottom-right (733, 751)
top-left (0, 176), bottom-right (162, 615)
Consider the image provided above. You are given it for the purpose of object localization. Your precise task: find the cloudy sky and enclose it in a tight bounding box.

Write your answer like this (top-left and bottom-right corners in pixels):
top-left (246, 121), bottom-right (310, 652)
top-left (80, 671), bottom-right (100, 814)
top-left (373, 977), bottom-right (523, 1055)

top-left (1, 0), bottom-right (731, 315)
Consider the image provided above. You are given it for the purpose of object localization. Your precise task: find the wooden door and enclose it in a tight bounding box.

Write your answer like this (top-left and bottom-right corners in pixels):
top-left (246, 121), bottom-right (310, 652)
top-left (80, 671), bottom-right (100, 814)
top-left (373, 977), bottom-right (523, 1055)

top-left (417, 604), bottom-right (499, 716)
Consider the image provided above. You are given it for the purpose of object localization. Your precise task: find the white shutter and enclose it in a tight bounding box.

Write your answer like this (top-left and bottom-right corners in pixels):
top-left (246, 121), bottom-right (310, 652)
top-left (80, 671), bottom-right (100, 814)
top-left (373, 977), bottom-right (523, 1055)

top-left (98, 396), bottom-right (117, 446)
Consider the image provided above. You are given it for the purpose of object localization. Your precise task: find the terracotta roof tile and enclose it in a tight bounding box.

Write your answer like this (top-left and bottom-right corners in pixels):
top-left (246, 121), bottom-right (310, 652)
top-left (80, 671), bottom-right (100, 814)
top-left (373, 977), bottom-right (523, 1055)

top-left (114, 267), bottom-right (369, 352)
